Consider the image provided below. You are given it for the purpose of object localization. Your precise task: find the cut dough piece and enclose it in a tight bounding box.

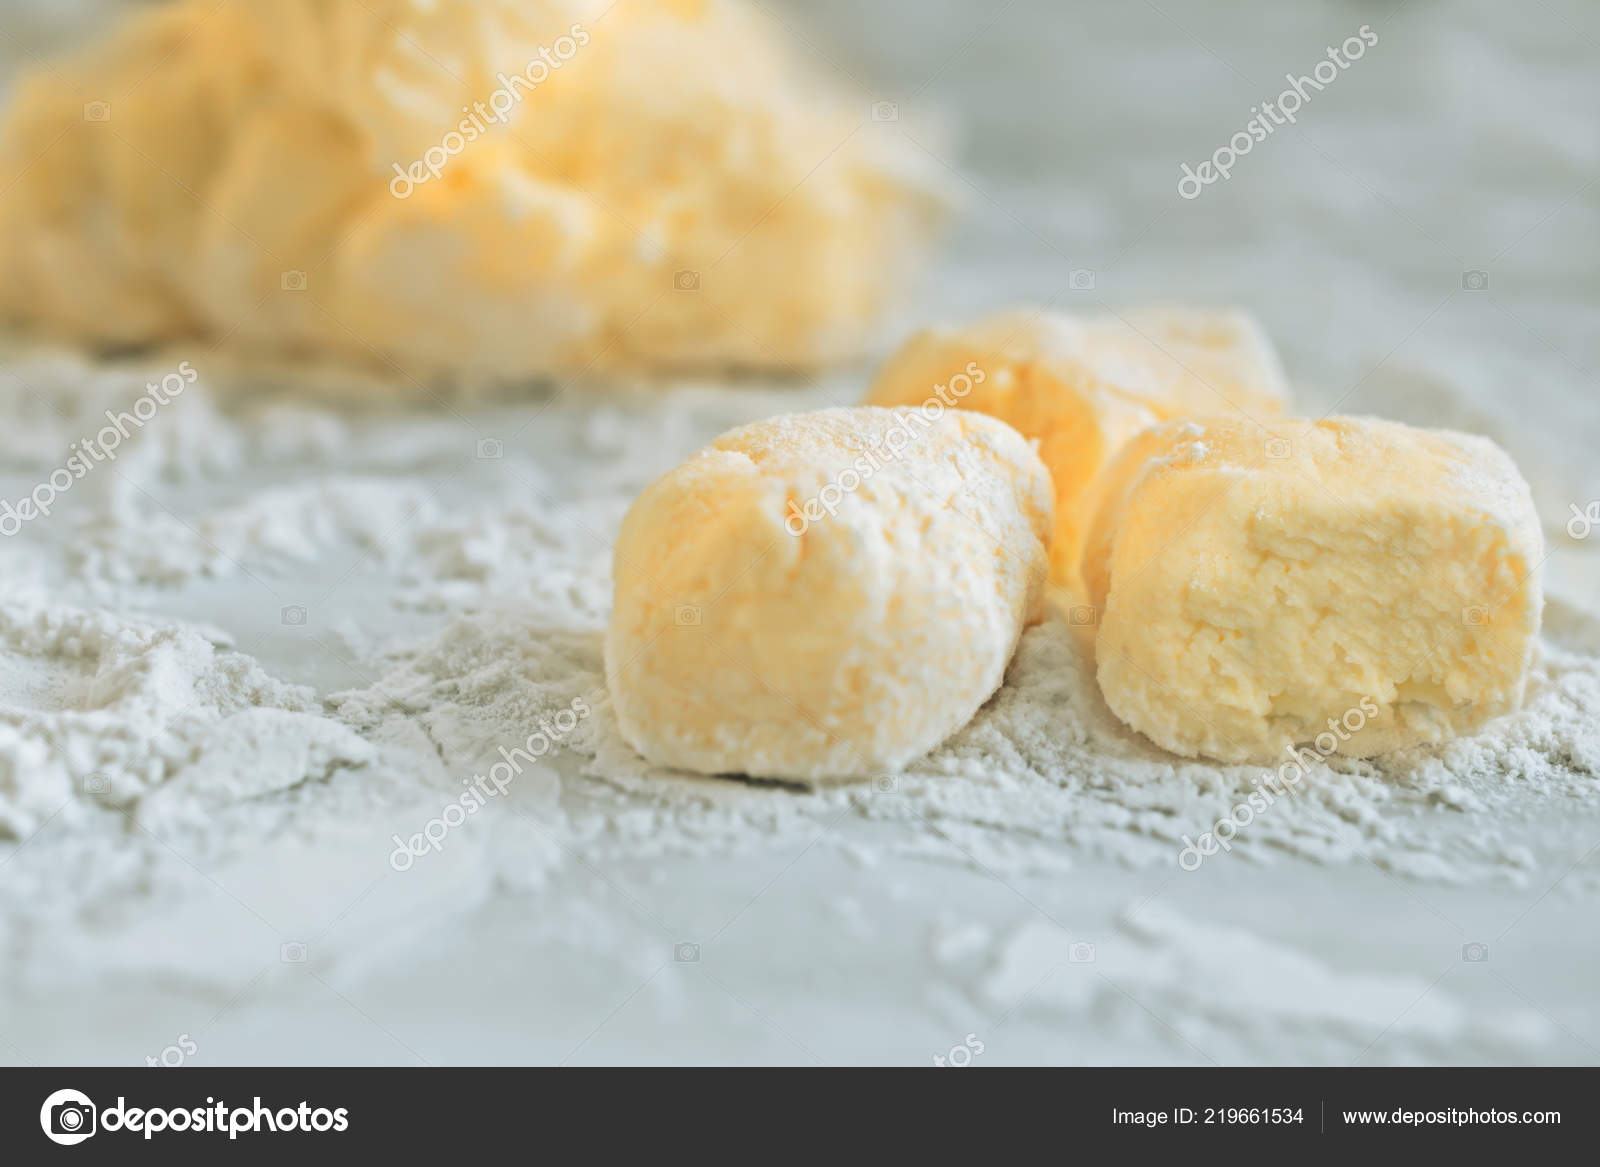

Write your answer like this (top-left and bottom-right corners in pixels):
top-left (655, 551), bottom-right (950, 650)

top-left (863, 306), bottom-right (1289, 586)
top-left (605, 406), bottom-right (1052, 780)
top-left (1086, 415), bottom-right (1544, 764)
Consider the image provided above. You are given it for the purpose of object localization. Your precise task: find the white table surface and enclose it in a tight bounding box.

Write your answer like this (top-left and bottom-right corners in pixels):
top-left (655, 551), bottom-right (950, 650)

top-left (1, 0), bottom-right (1597, 1065)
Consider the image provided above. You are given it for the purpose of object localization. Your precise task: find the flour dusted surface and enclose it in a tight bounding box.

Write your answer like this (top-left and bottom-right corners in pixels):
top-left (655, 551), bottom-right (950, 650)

top-left (0, 342), bottom-right (1593, 1067)
top-left (2, 345), bottom-right (1598, 877)
top-left (0, 596), bottom-right (375, 838)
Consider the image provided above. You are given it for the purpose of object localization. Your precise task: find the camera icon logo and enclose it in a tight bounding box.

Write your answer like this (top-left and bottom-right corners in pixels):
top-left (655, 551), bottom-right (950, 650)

top-left (1069, 268), bottom-right (1096, 291)
top-left (674, 605), bottom-right (701, 627)
top-left (1069, 942), bottom-right (1096, 963)
top-left (1264, 437), bottom-right (1293, 460)
top-left (673, 269), bottom-right (700, 291)
top-left (82, 772), bottom-right (110, 795)
top-left (281, 605), bottom-right (307, 626)
top-left (870, 100), bottom-right (899, 122)
top-left (83, 102), bottom-right (111, 123)
top-left (280, 940), bottom-right (308, 963)
top-left (40, 1089), bottom-right (97, 1145)
top-left (1068, 605), bottom-right (1098, 626)
top-left (280, 270), bottom-right (308, 292)
top-left (873, 774), bottom-right (898, 793)
top-left (1462, 606), bottom-right (1488, 627)
top-left (674, 942), bottom-right (701, 963)
top-left (1462, 270), bottom-right (1489, 291)
top-left (1462, 941), bottom-right (1489, 962)
top-left (476, 437), bottom-right (504, 460)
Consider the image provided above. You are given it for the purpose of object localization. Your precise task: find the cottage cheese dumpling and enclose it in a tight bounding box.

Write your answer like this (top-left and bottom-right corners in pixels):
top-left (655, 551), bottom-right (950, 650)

top-left (1086, 416), bottom-right (1544, 764)
top-left (605, 406), bottom-right (1052, 780)
top-left (864, 307), bottom-right (1288, 586)
top-left (0, 0), bottom-right (946, 380)
top-left (1083, 306), bottom-right (1291, 420)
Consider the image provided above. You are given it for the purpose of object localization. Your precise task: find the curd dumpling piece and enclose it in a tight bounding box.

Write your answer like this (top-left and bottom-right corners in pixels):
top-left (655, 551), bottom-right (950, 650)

top-left (1087, 416), bottom-right (1544, 764)
top-left (0, 0), bottom-right (947, 380)
top-left (604, 406), bottom-right (1052, 780)
top-left (863, 307), bottom-right (1289, 585)
top-left (1082, 306), bottom-right (1292, 421)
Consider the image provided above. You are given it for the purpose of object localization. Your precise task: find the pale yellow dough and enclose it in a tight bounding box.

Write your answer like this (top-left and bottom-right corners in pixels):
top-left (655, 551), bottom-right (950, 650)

top-left (0, 0), bottom-right (945, 381)
top-left (605, 406), bottom-right (1052, 780)
top-left (863, 306), bottom-right (1290, 586)
top-left (1085, 415), bottom-right (1544, 764)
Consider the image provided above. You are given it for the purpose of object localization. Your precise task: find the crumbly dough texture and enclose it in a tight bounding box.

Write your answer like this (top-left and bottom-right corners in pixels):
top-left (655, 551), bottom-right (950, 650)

top-left (604, 406), bottom-right (1052, 780)
top-left (0, 0), bottom-right (945, 380)
top-left (1086, 415), bottom-right (1545, 764)
top-left (863, 306), bottom-right (1290, 587)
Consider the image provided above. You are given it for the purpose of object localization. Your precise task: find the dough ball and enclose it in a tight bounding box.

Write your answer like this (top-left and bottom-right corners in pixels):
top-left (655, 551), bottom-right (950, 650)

top-left (864, 306), bottom-right (1289, 588)
top-left (605, 406), bottom-right (1052, 780)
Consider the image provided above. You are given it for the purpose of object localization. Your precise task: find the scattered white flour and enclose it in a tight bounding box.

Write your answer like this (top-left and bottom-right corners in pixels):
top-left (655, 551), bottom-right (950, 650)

top-left (0, 339), bottom-right (1596, 1064)
top-left (0, 595), bottom-right (375, 838)
top-left (71, 477), bottom-right (441, 588)
top-left (0, 346), bottom-right (346, 484)
top-left (968, 904), bottom-right (1550, 1063)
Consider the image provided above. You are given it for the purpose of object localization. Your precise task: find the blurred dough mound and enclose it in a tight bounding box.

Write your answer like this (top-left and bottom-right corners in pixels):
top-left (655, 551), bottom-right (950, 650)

top-left (0, 0), bottom-right (947, 381)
